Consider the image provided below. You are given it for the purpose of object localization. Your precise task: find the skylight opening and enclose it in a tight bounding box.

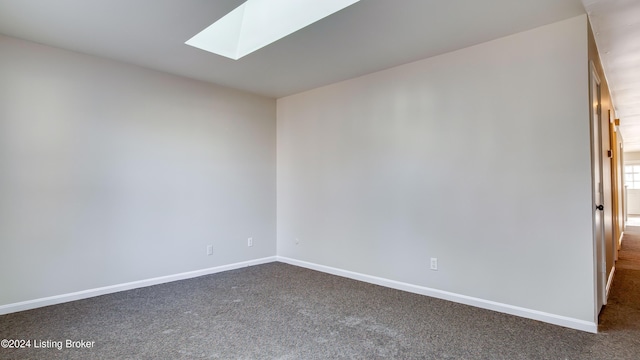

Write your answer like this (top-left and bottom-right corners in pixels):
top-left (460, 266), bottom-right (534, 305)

top-left (185, 0), bottom-right (361, 60)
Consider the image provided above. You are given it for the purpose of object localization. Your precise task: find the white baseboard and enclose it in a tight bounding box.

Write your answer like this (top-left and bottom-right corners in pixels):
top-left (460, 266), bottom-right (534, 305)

top-left (277, 256), bottom-right (598, 333)
top-left (0, 256), bottom-right (277, 316)
top-left (1, 256), bottom-right (599, 333)
top-left (618, 231), bottom-right (624, 251)
top-left (606, 265), bottom-right (616, 302)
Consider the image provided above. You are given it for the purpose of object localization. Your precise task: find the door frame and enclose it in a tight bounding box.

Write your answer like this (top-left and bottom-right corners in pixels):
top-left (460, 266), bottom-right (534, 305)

top-left (590, 60), bottom-right (606, 317)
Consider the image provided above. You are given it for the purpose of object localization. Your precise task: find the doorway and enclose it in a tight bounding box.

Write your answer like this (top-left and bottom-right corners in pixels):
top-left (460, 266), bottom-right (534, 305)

top-left (590, 61), bottom-right (606, 314)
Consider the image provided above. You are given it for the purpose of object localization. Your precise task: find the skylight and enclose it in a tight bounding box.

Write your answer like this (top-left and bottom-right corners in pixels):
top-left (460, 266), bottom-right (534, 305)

top-left (185, 0), bottom-right (361, 60)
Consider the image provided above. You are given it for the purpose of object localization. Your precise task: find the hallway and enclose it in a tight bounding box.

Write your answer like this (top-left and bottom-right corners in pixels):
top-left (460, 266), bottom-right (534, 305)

top-left (616, 225), bottom-right (640, 271)
top-left (597, 225), bottom-right (640, 340)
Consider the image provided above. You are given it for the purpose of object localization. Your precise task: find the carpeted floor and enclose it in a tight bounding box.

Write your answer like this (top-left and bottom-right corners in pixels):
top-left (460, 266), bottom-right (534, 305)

top-left (618, 225), bottom-right (640, 270)
top-left (2, 247), bottom-right (640, 359)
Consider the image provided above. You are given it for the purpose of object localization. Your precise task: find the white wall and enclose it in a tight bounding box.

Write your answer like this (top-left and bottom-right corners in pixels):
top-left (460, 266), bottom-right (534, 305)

top-left (0, 35), bottom-right (276, 306)
top-left (626, 191), bottom-right (640, 215)
top-left (624, 152), bottom-right (640, 214)
top-left (624, 152), bottom-right (640, 162)
top-left (277, 15), bottom-right (595, 324)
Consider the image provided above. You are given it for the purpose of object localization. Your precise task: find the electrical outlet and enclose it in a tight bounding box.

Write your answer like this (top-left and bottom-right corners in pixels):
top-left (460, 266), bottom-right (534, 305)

top-left (295, 238), bottom-right (299, 245)
top-left (248, 237), bottom-right (253, 247)
top-left (207, 245), bottom-right (213, 255)
top-left (430, 258), bottom-right (438, 271)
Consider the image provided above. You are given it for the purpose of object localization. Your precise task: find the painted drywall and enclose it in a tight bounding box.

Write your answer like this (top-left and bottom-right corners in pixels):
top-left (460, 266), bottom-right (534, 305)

top-left (0, 35), bottom-right (276, 306)
top-left (624, 151), bottom-right (640, 162)
top-left (626, 191), bottom-right (640, 215)
top-left (624, 152), bottom-right (640, 215)
top-left (277, 15), bottom-right (595, 323)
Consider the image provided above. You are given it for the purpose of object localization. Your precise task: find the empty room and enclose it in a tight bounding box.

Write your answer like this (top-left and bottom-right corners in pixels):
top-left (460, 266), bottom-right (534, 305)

top-left (2, 0), bottom-right (640, 358)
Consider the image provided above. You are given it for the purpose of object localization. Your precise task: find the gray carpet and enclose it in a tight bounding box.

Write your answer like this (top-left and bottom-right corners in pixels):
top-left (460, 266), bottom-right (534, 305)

top-left (1, 260), bottom-right (640, 359)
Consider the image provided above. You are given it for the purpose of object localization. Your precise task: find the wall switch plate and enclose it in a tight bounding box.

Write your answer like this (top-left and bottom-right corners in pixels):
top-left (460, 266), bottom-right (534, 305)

top-left (248, 237), bottom-right (253, 247)
top-left (295, 238), bottom-right (299, 245)
top-left (430, 258), bottom-right (438, 271)
top-left (207, 245), bottom-right (213, 255)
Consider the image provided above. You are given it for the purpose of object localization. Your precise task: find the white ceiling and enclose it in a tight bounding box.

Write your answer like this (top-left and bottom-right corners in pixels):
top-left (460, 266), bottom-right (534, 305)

top-left (0, 0), bottom-right (585, 97)
top-left (0, 0), bottom-right (637, 152)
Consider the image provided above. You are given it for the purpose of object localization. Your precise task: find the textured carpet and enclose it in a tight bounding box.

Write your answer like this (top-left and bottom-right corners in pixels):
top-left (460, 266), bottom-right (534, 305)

top-left (618, 225), bottom-right (640, 270)
top-left (1, 260), bottom-right (640, 359)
